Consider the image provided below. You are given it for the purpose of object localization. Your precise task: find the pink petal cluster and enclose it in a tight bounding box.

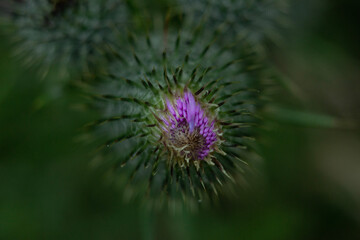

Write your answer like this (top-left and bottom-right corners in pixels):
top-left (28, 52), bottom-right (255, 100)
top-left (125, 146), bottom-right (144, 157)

top-left (163, 91), bottom-right (217, 159)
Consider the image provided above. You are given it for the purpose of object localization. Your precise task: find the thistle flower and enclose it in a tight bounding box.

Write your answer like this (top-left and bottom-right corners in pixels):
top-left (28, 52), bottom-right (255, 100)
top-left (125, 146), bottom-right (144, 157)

top-left (160, 90), bottom-right (221, 166)
top-left (8, 0), bottom-right (127, 77)
top-left (85, 20), bottom-right (265, 210)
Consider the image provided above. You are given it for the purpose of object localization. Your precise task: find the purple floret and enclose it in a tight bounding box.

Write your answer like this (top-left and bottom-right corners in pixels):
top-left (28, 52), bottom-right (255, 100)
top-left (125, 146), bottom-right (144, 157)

top-left (163, 91), bottom-right (218, 159)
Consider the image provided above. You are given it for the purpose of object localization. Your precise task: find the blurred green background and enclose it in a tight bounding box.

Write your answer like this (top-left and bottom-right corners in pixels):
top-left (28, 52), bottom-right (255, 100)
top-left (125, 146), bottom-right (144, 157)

top-left (1, 0), bottom-right (360, 239)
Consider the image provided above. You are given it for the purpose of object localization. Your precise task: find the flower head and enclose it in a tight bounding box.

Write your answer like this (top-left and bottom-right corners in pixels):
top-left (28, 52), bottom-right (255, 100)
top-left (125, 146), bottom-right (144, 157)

top-left (86, 23), bottom-right (264, 209)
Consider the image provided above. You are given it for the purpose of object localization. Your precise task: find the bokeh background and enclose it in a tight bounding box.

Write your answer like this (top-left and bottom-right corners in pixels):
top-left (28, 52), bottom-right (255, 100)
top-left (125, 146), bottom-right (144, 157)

top-left (1, 0), bottom-right (360, 239)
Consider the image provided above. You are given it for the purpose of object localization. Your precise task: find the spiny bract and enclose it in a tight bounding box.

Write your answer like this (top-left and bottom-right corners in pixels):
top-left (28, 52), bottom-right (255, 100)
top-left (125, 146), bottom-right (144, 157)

top-left (10, 0), bottom-right (127, 77)
top-left (84, 20), bottom-right (265, 210)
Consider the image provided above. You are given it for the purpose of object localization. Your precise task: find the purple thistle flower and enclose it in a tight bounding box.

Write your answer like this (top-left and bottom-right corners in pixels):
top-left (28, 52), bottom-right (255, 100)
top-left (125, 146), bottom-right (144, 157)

top-left (159, 90), bottom-right (220, 162)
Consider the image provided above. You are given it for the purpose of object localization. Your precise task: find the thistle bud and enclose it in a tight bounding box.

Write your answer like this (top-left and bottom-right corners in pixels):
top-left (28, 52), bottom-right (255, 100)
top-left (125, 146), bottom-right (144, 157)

top-left (8, 0), bottom-right (127, 77)
top-left (176, 0), bottom-right (289, 50)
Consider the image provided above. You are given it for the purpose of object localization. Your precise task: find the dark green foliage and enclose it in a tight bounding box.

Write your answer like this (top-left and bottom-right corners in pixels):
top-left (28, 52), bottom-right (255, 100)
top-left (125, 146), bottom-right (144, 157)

top-left (2, 0), bottom-right (360, 239)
